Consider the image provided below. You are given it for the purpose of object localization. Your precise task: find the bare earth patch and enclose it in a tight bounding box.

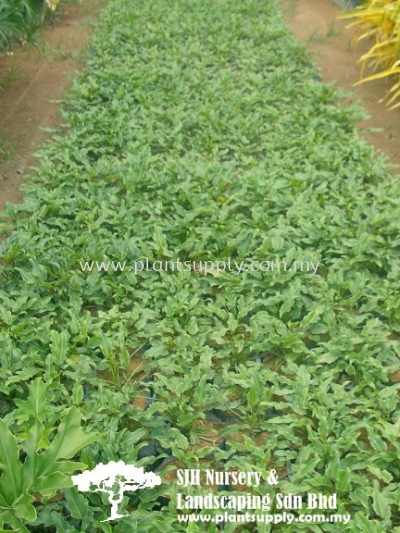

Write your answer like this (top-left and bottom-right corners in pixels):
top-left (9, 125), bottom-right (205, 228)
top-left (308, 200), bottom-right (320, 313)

top-left (0, 0), bottom-right (105, 212)
top-left (280, 0), bottom-right (400, 169)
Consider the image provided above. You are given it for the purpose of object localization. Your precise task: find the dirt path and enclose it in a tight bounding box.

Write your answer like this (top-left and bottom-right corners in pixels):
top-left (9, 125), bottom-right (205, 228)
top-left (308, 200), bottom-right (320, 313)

top-left (0, 0), bottom-right (105, 212)
top-left (280, 0), bottom-right (400, 169)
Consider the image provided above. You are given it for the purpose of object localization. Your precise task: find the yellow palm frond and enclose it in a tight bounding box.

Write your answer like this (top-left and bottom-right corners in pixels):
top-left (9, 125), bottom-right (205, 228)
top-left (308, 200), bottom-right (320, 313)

top-left (338, 0), bottom-right (400, 109)
top-left (46, 0), bottom-right (61, 11)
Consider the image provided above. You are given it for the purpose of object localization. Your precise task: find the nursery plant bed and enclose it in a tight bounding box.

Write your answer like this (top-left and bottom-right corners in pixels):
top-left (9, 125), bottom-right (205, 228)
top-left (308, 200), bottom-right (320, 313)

top-left (0, 0), bottom-right (400, 531)
top-left (1, 0), bottom-right (399, 216)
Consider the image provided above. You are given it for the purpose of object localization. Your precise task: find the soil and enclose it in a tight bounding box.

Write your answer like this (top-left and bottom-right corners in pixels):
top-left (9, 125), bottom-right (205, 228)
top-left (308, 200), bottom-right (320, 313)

top-left (0, 0), bottom-right (399, 213)
top-left (0, 0), bottom-right (105, 212)
top-left (280, 0), bottom-right (400, 169)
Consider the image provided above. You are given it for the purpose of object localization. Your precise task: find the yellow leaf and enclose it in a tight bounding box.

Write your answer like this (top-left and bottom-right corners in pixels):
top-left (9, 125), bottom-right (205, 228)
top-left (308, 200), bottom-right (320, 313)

top-left (46, 0), bottom-right (60, 10)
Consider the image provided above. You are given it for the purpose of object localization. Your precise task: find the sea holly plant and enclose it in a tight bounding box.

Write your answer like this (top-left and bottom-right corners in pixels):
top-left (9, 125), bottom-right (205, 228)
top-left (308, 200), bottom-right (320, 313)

top-left (1, 0), bottom-right (400, 530)
top-left (0, 406), bottom-right (100, 533)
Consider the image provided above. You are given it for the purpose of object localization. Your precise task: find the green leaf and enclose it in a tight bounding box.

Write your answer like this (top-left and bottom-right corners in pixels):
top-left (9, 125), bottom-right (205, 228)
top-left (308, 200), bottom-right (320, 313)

top-left (367, 466), bottom-right (392, 483)
top-left (292, 457), bottom-right (321, 481)
top-left (187, 317), bottom-right (198, 335)
top-left (20, 408), bottom-right (99, 500)
top-left (354, 512), bottom-right (378, 533)
top-left (372, 480), bottom-right (391, 520)
top-left (22, 419), bottom-right (45, 490)
top-left (124, 428), bottom-right (148, 445)
top-left (301, 305), bottom-right (324, 328)
top-left (14, 378), bottom-right (49, 421)
top-left (72, 382), bottom-right (84, 405)
top-left (0, 420), bottom-right (24, 505)
top-left (325, 449), bottom-right (340, 479)
top-left (246, 384), bottom-right (257, 409)
top-left (366, 428), bottom-right (387, 452)
top-left (50, 511), bottom-right (77, 533)
top-left (33, 471), bottom-right (75, 494)
top-left (172, 430), bottom-right (189, 450)
top-left (13, 493), bottom-right (37, 522)
top-left (49, 329), bottom-right (70, 365)
top-left (0, 511), bottom-right (30, 533)
top-left (64, 487), bottom-right (89, 519)
top-left (193, 375), bottom-right (207, 406)
top-left (247, 367), bottom-right (264, 409)
top-left (336, 467), bottom-right (351, 492)
top-left (35, 407), bottom-right (100, 474)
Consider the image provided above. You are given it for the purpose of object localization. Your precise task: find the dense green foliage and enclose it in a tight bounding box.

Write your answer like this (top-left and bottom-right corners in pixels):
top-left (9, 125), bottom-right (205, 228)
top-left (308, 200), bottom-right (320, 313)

top-left (0, 0), bottom-right (400, 531)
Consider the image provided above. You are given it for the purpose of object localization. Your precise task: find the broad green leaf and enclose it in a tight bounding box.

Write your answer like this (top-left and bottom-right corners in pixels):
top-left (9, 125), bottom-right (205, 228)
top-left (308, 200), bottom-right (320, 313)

top-left (99, 332), bottom-right (113, 360)
top-left (325, 450), bottom-right (340, 479)
top-left (354, 512), bottom-right (378, 533)
top-left (13, 494), bottom-right (37, 522)
top-left (0, 420), bottom-right (23, 505)
top-left (33, 470), bottom-right (75, 494)
top-left (35, 407), bottom-right (100, 475)
top-left (192, 375), bottom-right (207, 405)
top-left (72, 382), bottom-right (84, 405)
top-left (367, 428), bottom-right (387, 452)
top-left (317, 416), bottom-right (328, 440)
top-left (124, 428), bottom-right (148, 446)
top-left (367, 466), bottom-right (392, 483)
top-left (20, 408), bottom-right (99, 501)
top-left (246, 382), bottom-right (257, 409)
top-left (0, 308), bottom-right (12, 326)
top-left (0, 510), bottom-right (30, 533)
top-left (14, 378), bottom-right (49, 421)
top-left (372, 480), bottom-right (391, 520)
top-left (187, 317), bottom-right (198, 335)
top-left (336, 468), bottom-right (351, 492)
top-left (22, 419), bottom-right (45, 490)
top-left (350, 487), bottom-right (370, 510)
top-left (300, 305), bottom-right (324, 328)
top-left (172, 430), bottom-right (189, 450)
top-left (64, 487), bottom-right (89, 519)
top-left (49, 330), bottom-right (70, 365)
top-left (50, 511), bottom-right (77, 533)
top-left (292, 457), bottom-right (320, 481)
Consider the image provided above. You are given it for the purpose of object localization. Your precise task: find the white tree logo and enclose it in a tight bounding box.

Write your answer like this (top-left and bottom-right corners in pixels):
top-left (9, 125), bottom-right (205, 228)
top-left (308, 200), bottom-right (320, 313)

top-left (71, 461), bottom-right (162, 521)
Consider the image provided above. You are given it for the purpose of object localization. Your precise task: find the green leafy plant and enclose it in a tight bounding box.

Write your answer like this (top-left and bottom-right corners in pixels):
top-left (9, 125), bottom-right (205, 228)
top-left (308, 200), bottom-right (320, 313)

top-left (0, 0), bottom-right (400, 531)
top-left (0, 405), bottom-right (99, 532)
top-left (0, 0), bottom-right (60, 51)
